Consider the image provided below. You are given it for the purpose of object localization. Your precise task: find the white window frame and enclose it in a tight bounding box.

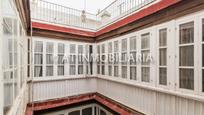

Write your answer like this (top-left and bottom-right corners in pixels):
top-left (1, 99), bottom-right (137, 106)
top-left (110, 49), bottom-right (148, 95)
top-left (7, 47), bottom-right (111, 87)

top-left (129, 36), bottom-right (137, 81)
top-left (45, 42), bottom-right (54, 77)
top-left (96, 44), bottom-right (101, 75)
top-left (101, 44), bottom-right (106, 76)
top-left (57, 43), bottom-right (65, 76)
top-left (69, 44), bottom-right (76, 76)
top-left (121, 38), bottom-right (128, 79)
top-left (108, 42), bottom-right (113, 77)
top-left (156, 21), bottom-right (175, 90)
top-left (175, 16), bottom-right (199, 94)
top-left (78, 45), bottom-right (84, 75)
top-left (138, 28), bottom-right (156, 86)
top-left (33, 41), bottom-right (43, 77)
top-left (113, 40), bottom-right (119, 77)
top-left (198, 14), bottom-right (204, 96)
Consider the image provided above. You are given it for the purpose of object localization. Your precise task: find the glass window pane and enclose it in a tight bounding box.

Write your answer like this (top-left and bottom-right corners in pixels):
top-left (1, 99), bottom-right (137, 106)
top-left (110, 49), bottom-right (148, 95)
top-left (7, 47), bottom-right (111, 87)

top-left (159, 48), bottom-right (167, 66)
top-left (46, 66), bottom-right (53, 76)
top-left (179, 68), bottom-right (194, 90)
top-left (159, 68), bottom-right (167, 85)
top-left (114, 66), bottom-right (118, 77)
top-left (97, 45), bottom-right (100, 57)
top-left (78, 45), bottom-right (83, 54)
top-left (34, 66), bottom-right (42, 77)
top-left (58, 55), bottom-right (64, 64)
top-left (121, 53), bottom-right (127, 64)
top-left (108, 42), bottom-right (112, 53)
top-left (69, 110), bottom-right (80, 115)
top-left (203, 44), bottom-right (204, 67)
top-left (179, 46), bottom-right (194, 66)
top-left (101, 65), bottom-right (105, 75)
top-left (34, 54), bottom-right (43, 64)
top-left (70, 65), bottom-right (76, 75)
top-left (70, 55), bottom-right (76, 64)
top-left (46, 54), bottom-right (53, 64)
top-left (108, 66), bottom-right (112, 76)
top-left (141, 50), bottom-right (150, 65)
top-left (179, 22), bottom-right (194, 44)
top-left (130, 36), bottom-right (136, 51)
top-left (130, 67), bottom-right (136, 80)
top-left (122, 66), bottom-right (127, 78)
top-left (58, 66), bottom-right (64, 75)
top-left (142, 67), bottom-right (150, 82)
top-left (122, 39), bottom-right (127, 51)
top-left (101, 44), bottom-right (105, 53)
top-left (3, 71), bottom-right (13, 114)
top-left (70, 44), bottom-right (76, 53)
top-left (100, 110), bottom-right (107, 115)
top-left (203, 19), bottom-right (204, 41)
top-left (114, 41), bottom-right (118, 52)
top-left (130, 52), bottom-right (136, 65)
top-left (97, 65), bottom-right (100, 74)
top-left (202, 69), bottom-right (204, 92)
top-left (82, 107), bottom-right (92, 115)
top-left (78, 65), bottom-right (83, 74)
top-left (141, 33), bottom-right (150, 49)
top-left (159, 29), bottom-right (167, 47)
top-left (58, 43), bottom-right (64, 53)
top-left (46, 42), bottom-right (53, 53)
top-left (34, 41), bottom-right (43, 52)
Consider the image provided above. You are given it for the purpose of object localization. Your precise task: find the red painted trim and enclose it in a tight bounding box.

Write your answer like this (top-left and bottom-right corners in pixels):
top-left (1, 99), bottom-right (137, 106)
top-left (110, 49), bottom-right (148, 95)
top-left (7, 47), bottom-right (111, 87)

top-left (32, 22), bottom-right (96, 37)
top-left (25, 93), bottom-right (133, 115)
top-left (32, 0), bottom-right (181, 37)
top-left (95, 0), bottom-right (181, 36)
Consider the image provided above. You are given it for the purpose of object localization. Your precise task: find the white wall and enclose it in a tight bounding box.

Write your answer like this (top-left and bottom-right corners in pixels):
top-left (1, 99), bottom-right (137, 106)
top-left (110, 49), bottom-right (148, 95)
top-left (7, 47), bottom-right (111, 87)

top-left (32, 77), bottom-right (97, 102)
top-left (97, 78), bottom-right (204, 115)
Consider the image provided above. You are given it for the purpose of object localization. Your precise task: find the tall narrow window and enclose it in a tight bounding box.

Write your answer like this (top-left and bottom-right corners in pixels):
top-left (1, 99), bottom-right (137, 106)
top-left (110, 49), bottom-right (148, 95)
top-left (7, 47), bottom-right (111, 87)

top-left (121, 39), bottom-right (127, 78)
top-left (101, 44), bottom-right (105, 75)
top-left (159, 29), bottom-right (167, 85)
top-left (108, 42), bottom-right (113, 76)
top-left (97, 45), bottom-right (100, 74)
top-left (78, 45), bottom-right (83, 74)
top-left (34, 41), bottom-right (43, 77)
top-left (202, 19), bottom-right (204, 92)
top-left (114, 41), bottom-right (119, 77)
top-left (130, 36), bottom-right (137, 80)
top-left (179, 22), bottom-right (194, 90)
top-left (58, 43), bottom-right (64, 76)
top-left (141, 33), bottom-right (150, 82)
top-left (70, 44), bottom-right (76, 75)
top-left (46, 42), bottom-right (54, 76)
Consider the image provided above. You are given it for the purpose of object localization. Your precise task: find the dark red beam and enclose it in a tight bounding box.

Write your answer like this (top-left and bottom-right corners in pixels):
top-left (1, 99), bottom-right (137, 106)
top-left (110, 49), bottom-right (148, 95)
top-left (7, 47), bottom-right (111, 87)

top-left (32, 22), bottom-right (96, 37)
top-left (25, 93), bottom-right (137, 115)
